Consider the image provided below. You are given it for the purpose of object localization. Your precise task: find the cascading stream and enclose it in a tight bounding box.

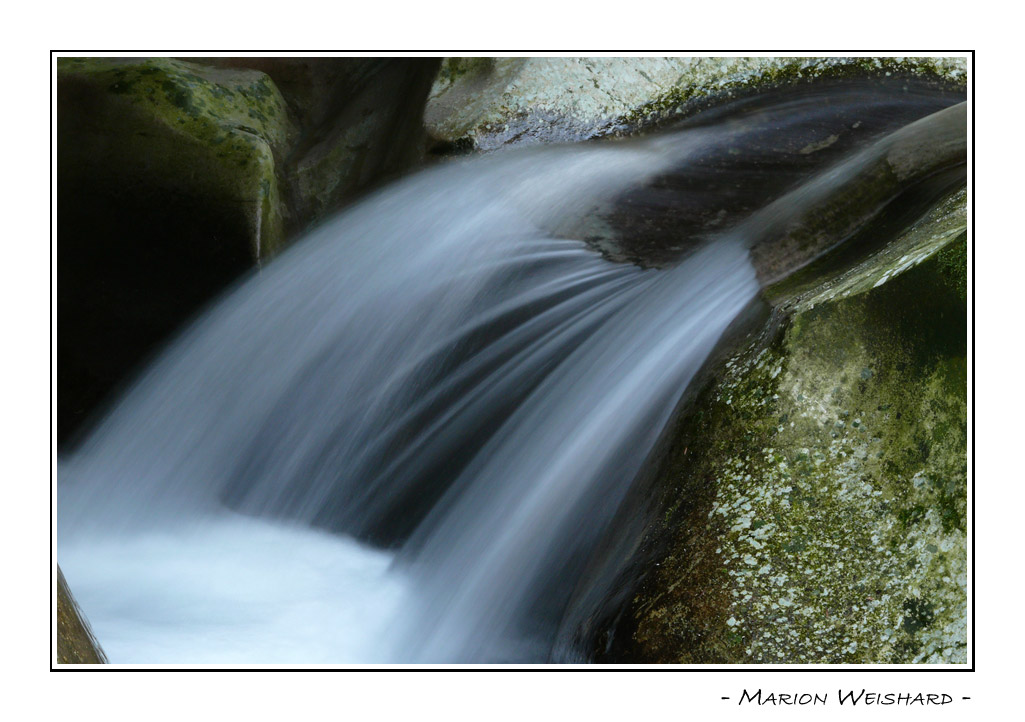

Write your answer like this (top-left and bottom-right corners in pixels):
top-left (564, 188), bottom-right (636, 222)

top-left (394, 240), bottom-right (754, 662)
top-left (59, 131), bottom-right (759, 663)
top-left (57, 88), bottom-right (961, 663)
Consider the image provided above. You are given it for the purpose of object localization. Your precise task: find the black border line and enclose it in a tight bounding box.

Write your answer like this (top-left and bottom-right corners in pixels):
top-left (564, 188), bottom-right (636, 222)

top-left (51, 49), bottom-right (975, 673)
top-left (51, 49), bottom-right (55, 673)
top-left (970, 53), bottom-right (975, 673)
top-left (52, 49), bottom-right (974, 52)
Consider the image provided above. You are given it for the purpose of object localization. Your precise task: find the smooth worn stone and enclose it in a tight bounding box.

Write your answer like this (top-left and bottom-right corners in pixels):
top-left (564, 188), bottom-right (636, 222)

top-left (425, 57), bottom-right (967, 152)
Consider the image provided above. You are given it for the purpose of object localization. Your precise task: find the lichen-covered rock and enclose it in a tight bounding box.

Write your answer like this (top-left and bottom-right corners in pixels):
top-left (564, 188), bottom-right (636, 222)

top-left (616, 188), bottom-right (967, 664)
top-left (425, 57), bottom-right (967, 151)
top-left (56, 566), bottom-right (107, 664)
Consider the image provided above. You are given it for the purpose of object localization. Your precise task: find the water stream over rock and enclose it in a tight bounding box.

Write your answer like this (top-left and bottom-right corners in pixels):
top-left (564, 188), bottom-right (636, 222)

top-left (58, 86), bottom-right (964, 663)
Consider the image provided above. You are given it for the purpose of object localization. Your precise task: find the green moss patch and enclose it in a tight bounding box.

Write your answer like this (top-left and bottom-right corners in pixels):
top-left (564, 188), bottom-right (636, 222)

top-left (58, 57), bottom-right (296, 258)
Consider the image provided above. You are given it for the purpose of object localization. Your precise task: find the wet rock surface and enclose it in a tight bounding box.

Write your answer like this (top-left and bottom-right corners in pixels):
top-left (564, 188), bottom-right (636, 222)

top-left (583, 93), bottom-right (964, 274)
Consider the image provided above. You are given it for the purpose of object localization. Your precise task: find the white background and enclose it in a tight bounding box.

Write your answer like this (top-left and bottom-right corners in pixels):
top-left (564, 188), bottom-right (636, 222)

top-left (5, 4), bottom-right (1012, 719)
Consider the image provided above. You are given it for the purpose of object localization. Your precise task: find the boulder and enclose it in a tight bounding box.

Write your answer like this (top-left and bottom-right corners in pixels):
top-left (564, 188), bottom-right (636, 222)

top-left (59, 57), bottom-right (295, 259)
top-left (58, 58), bottom-right (296, 441)
top-left (425, 57), bottom-right (967, 151)
top-left (611, 187), bottom-right (967, 663)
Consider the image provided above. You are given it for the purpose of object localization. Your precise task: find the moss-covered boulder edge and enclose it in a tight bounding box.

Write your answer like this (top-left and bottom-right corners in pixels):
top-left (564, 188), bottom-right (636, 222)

top-left (616, 187), bottom-right (967, 664)
top-left (57, 58), bottom-right (442, 444)
top-left (426, 57), bottom-right (967, 151)
top-left (59, 57), bottom-right (443, 261)
top-left (59, 57), bottom-right (296, 259)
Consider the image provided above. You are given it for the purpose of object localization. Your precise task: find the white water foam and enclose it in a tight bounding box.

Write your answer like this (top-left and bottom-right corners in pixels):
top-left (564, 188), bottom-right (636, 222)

top-left (60, 513), bottom-right (408, 664)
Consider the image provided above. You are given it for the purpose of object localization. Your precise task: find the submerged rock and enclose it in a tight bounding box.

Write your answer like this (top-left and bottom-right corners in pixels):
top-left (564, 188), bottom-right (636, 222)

top-left (611, 188), bottom-right (967, 664)
top-left (746, 102), bottom-right (966, 285)
top-left (436, 63), bottom-right (965, 280)
top-left (425, 57), bottom-right (966, 151)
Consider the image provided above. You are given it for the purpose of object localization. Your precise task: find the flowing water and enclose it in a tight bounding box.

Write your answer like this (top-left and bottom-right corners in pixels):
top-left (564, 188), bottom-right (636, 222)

top-left (57, 85), bottom-right (962, 663)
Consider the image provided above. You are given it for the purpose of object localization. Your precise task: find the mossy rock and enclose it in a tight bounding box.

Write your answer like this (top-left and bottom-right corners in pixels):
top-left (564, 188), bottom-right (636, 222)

top-left (58, 57), bottom-right (295, 259)
top-left (425, 57), bottom-right (967, 151)
top-left (57, 58), bottom-right (442, 444)
top-left (187, 58), bottom-right (441, 229)
top-left (57, 57), bottom-right (296, 441)
top-left (616, 188), bottom-right (967, 664)
top-left (56, 566), bottom-right (107, 664)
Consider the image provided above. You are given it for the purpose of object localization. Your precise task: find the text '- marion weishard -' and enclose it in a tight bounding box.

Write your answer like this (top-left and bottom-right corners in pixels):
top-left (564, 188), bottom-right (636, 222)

top-left (737, 689), bottom-right (957, 706)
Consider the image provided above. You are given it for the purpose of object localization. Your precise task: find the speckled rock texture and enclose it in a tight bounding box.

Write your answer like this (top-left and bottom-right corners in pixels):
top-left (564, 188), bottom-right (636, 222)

top-left (614, 188), bottom-right (967, 664)
top-left (425, 57), bottom-right (967, 151)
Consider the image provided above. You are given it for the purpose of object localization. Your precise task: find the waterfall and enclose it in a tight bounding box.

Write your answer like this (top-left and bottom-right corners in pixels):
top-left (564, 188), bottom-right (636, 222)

top-left (57, 131), bottom-right (755, 663)
top-left (57, 85), bottom-right (961, 662)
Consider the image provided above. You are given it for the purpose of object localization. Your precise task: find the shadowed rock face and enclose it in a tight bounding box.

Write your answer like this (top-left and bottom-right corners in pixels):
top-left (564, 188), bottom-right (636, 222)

top-left (57, 57), bottom-right (439, 445)
top-left (56, 566), bottom-right (107, 664)
top-left (191, 58), bottom-right (442, 230)
top-left (58, 58), bottom-right (295, 444)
